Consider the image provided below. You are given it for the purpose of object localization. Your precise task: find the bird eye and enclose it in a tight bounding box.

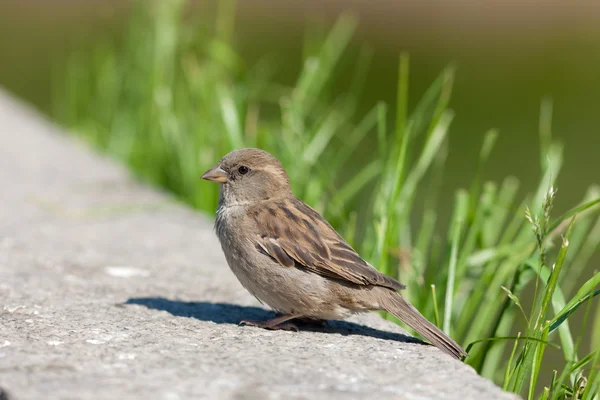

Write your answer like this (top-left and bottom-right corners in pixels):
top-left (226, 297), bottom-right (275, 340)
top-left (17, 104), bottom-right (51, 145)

top-left (238, 165), bottom-right (250, 175)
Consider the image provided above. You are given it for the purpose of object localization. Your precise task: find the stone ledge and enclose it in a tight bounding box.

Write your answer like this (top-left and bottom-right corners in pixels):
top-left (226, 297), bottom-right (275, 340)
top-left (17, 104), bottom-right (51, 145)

top-left (0, 89), bottom-right (519, 400)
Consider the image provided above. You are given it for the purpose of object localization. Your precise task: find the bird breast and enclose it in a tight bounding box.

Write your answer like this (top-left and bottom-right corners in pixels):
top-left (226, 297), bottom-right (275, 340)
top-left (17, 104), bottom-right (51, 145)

top-left (214, 204), bottom-right (352, 319)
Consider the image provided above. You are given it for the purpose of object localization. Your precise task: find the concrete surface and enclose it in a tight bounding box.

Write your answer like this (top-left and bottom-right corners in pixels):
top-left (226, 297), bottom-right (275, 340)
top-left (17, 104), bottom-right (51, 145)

top-left (0, 89), bottom-right (519, 400)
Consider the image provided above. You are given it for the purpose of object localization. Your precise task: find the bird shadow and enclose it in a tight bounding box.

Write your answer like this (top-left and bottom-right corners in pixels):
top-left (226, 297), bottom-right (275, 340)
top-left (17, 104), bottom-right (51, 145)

top-left (124, 296), bottom-right (424, 346)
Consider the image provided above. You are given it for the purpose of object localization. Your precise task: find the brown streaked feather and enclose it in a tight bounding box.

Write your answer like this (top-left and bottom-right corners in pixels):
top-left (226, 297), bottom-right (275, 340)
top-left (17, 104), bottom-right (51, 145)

top-left (258, 238), bottom-right (295, 268)
top-left (251, 197), bottom-right (405, 291)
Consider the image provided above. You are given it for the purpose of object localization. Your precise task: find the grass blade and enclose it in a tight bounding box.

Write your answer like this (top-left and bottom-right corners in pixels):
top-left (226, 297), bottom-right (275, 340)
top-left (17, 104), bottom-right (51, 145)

top-left (503, 333), bottom-right (522, 391)
top-left (547, 272), bottom-right (600, 333)
top-left (549, 198), bottom-right (600, 233)
top-left (431, 284), bottom-right (441, 327)
top-left (444, 189), bottom-right (468, 335)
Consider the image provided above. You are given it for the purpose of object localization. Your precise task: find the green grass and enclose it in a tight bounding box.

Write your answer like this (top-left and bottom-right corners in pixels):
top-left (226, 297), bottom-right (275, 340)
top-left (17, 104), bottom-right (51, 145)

top-left (52, 0), bottom-right (600, 397)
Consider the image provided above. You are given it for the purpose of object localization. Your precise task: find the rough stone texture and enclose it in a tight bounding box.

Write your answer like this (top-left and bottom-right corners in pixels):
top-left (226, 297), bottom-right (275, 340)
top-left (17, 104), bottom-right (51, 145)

top-left (0, 89), bottom-right (519, 400)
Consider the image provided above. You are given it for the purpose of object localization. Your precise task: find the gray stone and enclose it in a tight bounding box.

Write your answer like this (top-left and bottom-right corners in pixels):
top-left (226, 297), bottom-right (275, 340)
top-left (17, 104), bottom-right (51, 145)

top-left (0, 89), bottom-right (519, 400)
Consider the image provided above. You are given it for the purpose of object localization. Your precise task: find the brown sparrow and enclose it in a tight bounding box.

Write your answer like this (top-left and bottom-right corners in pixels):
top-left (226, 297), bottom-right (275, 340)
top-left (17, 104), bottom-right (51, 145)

top-left (202, 148), bottom-right (467, 359)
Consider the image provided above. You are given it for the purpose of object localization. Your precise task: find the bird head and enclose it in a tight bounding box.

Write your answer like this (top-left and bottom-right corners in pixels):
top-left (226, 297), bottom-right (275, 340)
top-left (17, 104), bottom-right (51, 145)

top-left (202, 148), bottom-right (293, 205)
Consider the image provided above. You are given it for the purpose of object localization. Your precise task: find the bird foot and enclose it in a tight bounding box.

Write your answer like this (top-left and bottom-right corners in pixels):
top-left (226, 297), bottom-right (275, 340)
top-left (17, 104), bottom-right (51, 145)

top-left (239, 319), bottom-right (299, 332)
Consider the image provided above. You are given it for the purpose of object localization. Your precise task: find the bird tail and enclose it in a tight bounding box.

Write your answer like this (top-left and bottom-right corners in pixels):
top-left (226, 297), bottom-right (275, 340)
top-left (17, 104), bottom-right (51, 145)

top-left (380, 291), bottom-right (467, 359)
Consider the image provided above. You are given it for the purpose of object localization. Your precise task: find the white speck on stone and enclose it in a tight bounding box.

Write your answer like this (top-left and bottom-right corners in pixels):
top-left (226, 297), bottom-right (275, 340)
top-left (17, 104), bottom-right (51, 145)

top-left (3, 305), bottom-right (24, 313)
top-left (104, 266), bottom-right (150, 278)
top-left (25, 319), bottom-right (33, 323)
top-left (0, 340), bottom-right (10, 348)
top-left (47, 340), bottom-right (63, 346)
top-left (86, 339), bottom-right (105, 345)
top-left (64, 274), bottom-right (81, 283)
top-left (117, 353), bottom-right (136, 360)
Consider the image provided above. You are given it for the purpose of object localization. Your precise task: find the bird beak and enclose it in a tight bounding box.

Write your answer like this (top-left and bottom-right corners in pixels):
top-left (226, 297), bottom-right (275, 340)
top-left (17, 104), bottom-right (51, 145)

top-left (201, 166), bottom-right (228, 183)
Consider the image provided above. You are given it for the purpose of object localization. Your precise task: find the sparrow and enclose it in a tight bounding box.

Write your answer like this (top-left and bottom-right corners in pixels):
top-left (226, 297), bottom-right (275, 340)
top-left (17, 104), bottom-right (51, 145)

top-left (202, 148), bottom-right (467, 359)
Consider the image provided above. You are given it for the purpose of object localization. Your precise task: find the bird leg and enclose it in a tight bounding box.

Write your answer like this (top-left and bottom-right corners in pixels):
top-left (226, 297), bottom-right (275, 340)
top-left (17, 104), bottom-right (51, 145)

top-left (240, 313), bottom-right (302, 332)
top-left (271, 312), bottom-right (326, 327)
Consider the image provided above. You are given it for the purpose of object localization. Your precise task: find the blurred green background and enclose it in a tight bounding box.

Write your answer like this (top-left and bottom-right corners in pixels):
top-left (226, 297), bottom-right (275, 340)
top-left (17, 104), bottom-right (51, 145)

top-left (2, 0), bottom-right (599, 393)
top-left (2, 0), bottom-right (599, 216)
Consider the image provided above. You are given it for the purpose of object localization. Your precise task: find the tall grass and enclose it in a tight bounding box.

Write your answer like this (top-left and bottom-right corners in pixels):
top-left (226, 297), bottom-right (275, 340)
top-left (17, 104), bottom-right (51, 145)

top-left (53, 0), bottom-right (600, 397)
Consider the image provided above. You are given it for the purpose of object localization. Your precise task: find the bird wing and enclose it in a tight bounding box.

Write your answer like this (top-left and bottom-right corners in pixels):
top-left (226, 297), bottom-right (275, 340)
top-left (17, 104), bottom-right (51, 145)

top-left (250, 197), bottom-right (405, 291)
